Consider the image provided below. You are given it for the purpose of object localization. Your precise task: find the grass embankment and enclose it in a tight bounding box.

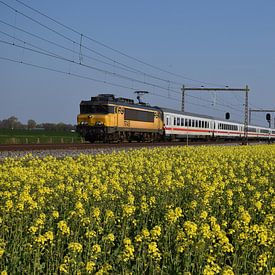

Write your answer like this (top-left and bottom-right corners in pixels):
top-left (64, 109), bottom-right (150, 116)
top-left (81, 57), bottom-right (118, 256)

top-left (0, 129), bottom-right (83, 144)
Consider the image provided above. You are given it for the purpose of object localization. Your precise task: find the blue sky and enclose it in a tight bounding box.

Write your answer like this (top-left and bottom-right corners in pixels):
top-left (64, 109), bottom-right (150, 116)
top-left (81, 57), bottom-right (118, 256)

top-left (0, 0), bottom-right (274, 126)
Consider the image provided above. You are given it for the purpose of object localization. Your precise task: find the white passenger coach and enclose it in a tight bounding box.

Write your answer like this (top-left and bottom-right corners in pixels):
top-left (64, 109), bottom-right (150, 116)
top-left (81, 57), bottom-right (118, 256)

top-left (162, 108), bottom-right (275, 140)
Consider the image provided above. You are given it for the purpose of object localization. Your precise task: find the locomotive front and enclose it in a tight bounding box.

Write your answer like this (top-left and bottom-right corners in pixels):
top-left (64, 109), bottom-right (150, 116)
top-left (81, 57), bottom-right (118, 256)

top-left (77, 94), bottom-right (117, 142)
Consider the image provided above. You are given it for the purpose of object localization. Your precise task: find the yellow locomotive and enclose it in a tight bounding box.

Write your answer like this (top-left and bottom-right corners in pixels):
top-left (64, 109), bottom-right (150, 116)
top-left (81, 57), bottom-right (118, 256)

top-left (77, 94), bottom-right (163, 142)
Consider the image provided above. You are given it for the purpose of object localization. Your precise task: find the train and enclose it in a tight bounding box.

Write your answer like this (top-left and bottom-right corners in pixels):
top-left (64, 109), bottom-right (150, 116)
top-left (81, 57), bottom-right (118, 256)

top-left (76, 94), bottom-right (275, 143)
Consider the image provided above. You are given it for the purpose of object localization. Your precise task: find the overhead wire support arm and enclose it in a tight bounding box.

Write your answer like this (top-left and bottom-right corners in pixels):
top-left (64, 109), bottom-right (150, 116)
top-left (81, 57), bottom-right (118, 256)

top-left (181, 85), bottom-right (250, 144)
top-left (249, 108), bottom-right (275, 126)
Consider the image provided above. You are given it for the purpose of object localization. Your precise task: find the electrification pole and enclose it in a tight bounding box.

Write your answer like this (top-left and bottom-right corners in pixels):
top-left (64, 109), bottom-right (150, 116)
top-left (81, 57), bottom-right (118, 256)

top-left (181, 85), bottom-right (185, 112)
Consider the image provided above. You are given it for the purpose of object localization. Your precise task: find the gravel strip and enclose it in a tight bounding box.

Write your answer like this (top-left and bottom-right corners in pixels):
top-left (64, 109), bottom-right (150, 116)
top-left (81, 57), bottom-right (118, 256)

top-left (0, 147), bottom-right (134, 160)
top-left (0, 141), bottom-right (266, 160)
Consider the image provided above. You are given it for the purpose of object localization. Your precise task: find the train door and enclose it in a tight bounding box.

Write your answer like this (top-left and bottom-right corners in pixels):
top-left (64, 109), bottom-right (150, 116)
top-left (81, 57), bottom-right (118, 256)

top-left (165, 114), bottom-right (170, 128)
top-left (212, 121), bottom-right (216, 137)
top-left (117, 106), bottom-right (125, 128)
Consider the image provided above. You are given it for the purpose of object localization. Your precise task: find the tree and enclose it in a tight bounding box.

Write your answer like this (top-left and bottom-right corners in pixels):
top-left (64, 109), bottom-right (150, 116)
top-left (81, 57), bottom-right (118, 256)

top-left (0, 116), bottom-right (23, 129)
top-left (27, 119), bottom-right (37, 130)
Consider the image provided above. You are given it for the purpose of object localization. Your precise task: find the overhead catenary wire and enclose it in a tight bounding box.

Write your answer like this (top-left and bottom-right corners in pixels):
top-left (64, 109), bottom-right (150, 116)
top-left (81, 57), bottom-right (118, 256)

top-left (0, 0), bottom-right (265, 119)
top-left (13, 0), bottom-right (229, 87)
top-left (1, 55), bottom-right (245, 117)
top-left (0, 56), bottom-right (180, 102)
top-left (0, 19), bottom-right (183, 86)
top-left (0, 36), bottom-right (245, 115)
top-left (0, 1), bottom-right (186, 87)
top-left (0, 39), bottom-right (187, 96)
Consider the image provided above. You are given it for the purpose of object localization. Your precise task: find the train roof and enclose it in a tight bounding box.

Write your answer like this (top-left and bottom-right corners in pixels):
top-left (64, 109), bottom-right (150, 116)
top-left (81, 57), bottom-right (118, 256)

top-left (81, 94), bottom-right (161, 112)
top-left (161, 107), bottom-right (215, 120)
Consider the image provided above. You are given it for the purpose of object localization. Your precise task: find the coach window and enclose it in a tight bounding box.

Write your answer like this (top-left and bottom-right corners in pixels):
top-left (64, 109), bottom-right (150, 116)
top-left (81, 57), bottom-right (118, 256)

top-left (166, 117), bottom-right (169, 126)
top-left (202, 121), bottom-right (205, 128)
top-left (181, 118), bottom-right (184, 126)
top-left (174, 117), bottom-right (176, 126)
top-left (177, 117), bottom-right (180, 126)
top-left (185, 119), bottom-right (188, 127)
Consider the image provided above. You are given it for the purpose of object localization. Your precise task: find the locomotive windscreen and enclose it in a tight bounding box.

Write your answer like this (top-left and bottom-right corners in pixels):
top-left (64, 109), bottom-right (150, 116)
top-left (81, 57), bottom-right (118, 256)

top-left (80, 105), bottom-right (115, 114)
top-left (124, 108), bottom-right (154, 122)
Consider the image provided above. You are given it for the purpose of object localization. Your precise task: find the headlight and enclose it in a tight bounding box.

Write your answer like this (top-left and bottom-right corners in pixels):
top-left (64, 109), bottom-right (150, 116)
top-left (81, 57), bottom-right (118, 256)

top-left (95, 121), bottom-right (103, 126)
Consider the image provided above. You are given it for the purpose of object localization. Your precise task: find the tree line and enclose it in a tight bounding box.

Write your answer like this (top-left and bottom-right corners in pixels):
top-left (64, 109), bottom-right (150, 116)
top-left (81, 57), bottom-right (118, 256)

top-left (0, 116), bottom-right (75, 131)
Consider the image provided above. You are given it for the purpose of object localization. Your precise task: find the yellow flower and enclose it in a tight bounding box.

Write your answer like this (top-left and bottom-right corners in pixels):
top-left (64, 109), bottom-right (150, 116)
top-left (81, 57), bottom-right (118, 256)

top-left (148, 242), bottom-right (161, 261)
top-left (86, 261), bottom-right (96, 273)
top-left (122, 204), bottom-right (136, 217)
top-left (200, 211), bottom-right (208, 220)
top-left (184, 221), bottom-right (197, 238)
top-left (68, 242), bottom-right (83, 253)
top-left (121, 238), bottom-right (134, 262)
top-left (240, 211), bottom-right (251, 224)
top-left (0, 248), bottom-right (5, 258)
top-left (5, 199), bottom-right (13, 211)
top-left (135, 234), bottom-right (143, 243)
top-left (92, 207), bottom-right (101, 219)
top-left (105, 209), bottom-right (115, 219)
top-left (59, 264), bottom-right (69, 274)
top-left (58, 221), bottom-right (70, 236)
top-left (142, 228), bottom-right (150, 239)
top-left (150, 225), bottom-right (161, 240)
top-left (105, 233), bottom-right (115, 242)
top-left (85, 230), bottom-right (96, 239)
top-left (165, 207), bottom-right (183, 224)
top-left (52, 210), bottom-right (59, 219)
top-left (28, 226), bottom-right (38, 234)
top-left (92, 244), bottom-right (101, 254)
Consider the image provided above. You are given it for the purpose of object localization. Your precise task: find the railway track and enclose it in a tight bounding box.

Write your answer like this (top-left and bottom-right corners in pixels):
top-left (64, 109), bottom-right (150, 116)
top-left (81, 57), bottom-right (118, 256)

top-left (0, 140), bottom-right (248, 152)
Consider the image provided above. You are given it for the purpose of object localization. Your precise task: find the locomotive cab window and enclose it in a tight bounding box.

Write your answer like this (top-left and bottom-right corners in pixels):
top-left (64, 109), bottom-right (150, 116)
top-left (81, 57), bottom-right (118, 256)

top-left (80, 105), bottom-right (115, 114)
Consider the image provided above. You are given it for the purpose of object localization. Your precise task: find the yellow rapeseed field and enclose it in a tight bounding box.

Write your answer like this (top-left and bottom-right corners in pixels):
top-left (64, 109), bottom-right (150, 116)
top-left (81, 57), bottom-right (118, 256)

top-left (0, 145), bottom-right (274, 274)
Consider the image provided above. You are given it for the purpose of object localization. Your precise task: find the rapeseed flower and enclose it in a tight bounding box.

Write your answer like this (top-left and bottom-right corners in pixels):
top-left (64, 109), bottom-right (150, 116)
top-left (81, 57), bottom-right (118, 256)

top-left (0, 144), bottom-right (274, 274)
